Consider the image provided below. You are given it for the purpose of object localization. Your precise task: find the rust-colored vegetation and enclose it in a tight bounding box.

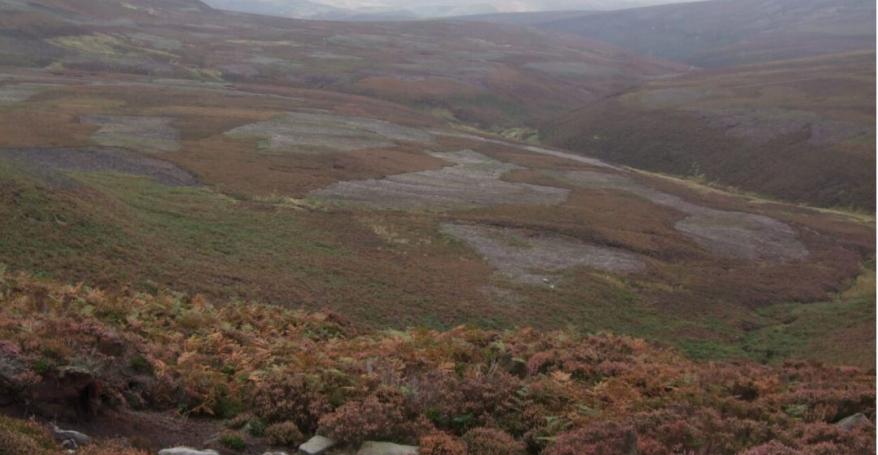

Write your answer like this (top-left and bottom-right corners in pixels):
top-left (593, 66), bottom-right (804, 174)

top-left (0, 273), bottom-right (873, 454)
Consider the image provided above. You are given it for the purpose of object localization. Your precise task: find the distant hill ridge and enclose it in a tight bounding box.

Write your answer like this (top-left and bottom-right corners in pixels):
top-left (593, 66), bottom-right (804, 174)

top-left (482, 0), bottom-right (876, 67)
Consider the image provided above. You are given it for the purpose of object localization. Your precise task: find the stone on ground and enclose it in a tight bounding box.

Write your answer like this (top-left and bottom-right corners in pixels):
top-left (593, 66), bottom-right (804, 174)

top-left (299, 435), bottom-right (337, 455)
top-left (50, 424), bottom-right (90, 446)
top-left (836, 413), bottom-right (873, 431)
top-left (357, 441), bottom-right (418, 455)
top-left (158, 448), bottom-right (220, 455)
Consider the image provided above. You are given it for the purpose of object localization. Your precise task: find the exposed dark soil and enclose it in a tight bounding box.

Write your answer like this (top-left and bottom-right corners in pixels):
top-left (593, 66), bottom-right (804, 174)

top-left (0, 147), bottom-right (197, 186)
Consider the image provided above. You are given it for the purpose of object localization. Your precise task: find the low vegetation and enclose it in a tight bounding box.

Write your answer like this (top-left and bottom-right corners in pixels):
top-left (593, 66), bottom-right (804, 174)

top-left (0, 78), bottom-right (870, 369)
top-left (0, 0), bottom-right (873, 452)
top-left (546, 51), bottom-right (876, 210)
top-left (0, 272), bottom-right (872, 453)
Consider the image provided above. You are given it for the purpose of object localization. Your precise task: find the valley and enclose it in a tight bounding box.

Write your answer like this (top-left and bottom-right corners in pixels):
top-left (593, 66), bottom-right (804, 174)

top-left (0, 0), bottom-right (873, 453)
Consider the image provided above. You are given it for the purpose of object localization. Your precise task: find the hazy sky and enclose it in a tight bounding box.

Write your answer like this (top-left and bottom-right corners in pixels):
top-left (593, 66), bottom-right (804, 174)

top-left (318, 0), bottom-right (687, 10)
top-left (204, 0), bottom-right (699, 19)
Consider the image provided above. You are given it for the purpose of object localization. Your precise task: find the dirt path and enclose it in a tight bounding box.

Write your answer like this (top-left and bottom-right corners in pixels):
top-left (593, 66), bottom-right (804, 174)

top-left (430, 130), bottom-right (621, 170)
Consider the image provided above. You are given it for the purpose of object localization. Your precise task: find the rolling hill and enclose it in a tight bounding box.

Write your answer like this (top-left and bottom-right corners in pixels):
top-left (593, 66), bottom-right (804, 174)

top-left (0, 0), bottom-right (681, 132)
top-left (512, 0), bottom-right (876, 67)
top-left (545, 50), bottom-right (876, 210)
top-left (199, 0), bottom-right (696, 21)
top-left (0, 0), bottom-right (873, 452)
top-left (0, 0), bottom-right (870, 358)
top-left (483, 0), bottom-right (877, 210)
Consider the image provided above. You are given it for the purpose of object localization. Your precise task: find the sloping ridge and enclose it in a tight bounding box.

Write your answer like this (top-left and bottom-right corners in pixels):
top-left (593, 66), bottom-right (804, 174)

top-left (531, 0), bottom-right (876, 67)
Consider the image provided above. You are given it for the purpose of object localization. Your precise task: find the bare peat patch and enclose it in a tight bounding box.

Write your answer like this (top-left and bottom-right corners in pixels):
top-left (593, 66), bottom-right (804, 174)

top-left (555, 170), bottom-right (809, 261)
top-left (0, 83), bottom-right (59, 105)
top-left (226, 111), bottom-right (434, 153)
top-left (0, 147), bottom-right (196, 186)
top-left (441, 222), bottom-right (645, 285)
top-left (310, 149), bottom-right (569, 210)
top-left (82, 115), bottom-right (180, 153)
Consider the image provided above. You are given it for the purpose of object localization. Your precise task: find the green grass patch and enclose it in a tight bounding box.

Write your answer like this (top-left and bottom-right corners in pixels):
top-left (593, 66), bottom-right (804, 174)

top-left (673, 264), bottom-right (876, 367)
top-left (219, 431), bottom-right (246, 451)
top-left (739, 266), bottom-right (875, 368)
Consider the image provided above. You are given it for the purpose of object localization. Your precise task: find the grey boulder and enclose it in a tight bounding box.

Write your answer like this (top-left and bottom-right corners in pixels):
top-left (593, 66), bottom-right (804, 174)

top-left (836, 413), bottom-right (873, 431)
top-left (158, 448), bottom-right (220, 455)
top-left (299, 435), bottom-right (337, 455)
top-left (50, 424), bottom-right (90, 446)
top-left (357, 441), bottom-right (418, 455)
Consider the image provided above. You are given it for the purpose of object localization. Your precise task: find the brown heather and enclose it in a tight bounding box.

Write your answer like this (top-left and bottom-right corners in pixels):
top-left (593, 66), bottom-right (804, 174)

top-left (0, 272), bottom-right (873, 453)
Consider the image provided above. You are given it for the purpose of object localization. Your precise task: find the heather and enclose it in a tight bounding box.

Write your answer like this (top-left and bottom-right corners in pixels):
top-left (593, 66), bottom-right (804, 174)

top-left (0, 272), bottom-right (873, 453)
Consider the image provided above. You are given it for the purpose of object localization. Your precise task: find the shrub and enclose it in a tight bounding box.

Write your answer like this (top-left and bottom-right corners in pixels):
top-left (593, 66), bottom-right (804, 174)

top-left (246, 418), bottom-right (267, 437)
top-left (419, 432), bottom-right (467, 455)
top-left (740, 441), bottom-right (800, 455)
top-left (264, 421), bottom-right (304, 447)
top-left (128, 355), bottom-right (154, 375)
top-left (252, 372), bottom-right (330, 432)
top-left (417, 369), bottom-right (520, 433)
top-left (219, 431), bottom-right (246, 451)
top-left (0, 415), bottom-right (56, 455)
top-left (32, 358), bottom-right (52, 375)
top-left (318, 388), bottom-right (432, 445)
top-left (462, 427), bottom-right (525, 455)
top-left (225, 413), bottom-right (254, 430)
top-left (0, 274), bottom-right (873, 455)
top-left (544, 422), bottom-right (637, 455)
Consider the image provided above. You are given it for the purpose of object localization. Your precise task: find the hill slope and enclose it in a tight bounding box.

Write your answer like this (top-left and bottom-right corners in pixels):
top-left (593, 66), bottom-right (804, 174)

top-left (200, 0), bottom-right (697, 21)
top-left (526, 0), bottom-right (876, 67)
top-left (0, 0), bottom-right (873, 451)
top-left (0, 0), bottom-right (872, 358)
top-left (0, 0), bottom-right (680, 132)
top-left (0, 273), bottom-right (873, 453)
top-left (545, 51), bottom-right (876, 210)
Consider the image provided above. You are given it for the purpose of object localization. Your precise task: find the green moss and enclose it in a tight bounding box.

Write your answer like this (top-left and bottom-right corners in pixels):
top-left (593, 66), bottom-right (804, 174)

top-left (129, 355), bottom-right (154, 375)
top-left (213, 395), bottom-right (245, 419)
top-left (246, 418), bottom-right (266, 437)
top-left (219, 432), bottom-right (246, 451)
top-left (32, 358), bottom-right (53, 375)
top-left (739, 267), bottom-right (875, 368)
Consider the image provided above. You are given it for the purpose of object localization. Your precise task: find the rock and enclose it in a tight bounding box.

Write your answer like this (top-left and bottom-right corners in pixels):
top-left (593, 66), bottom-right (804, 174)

top-left (357, 441), bottom-right (418, 455)
top-left (836, 413), bottom-right (873, 431)
top-left (51, 424), bottom-right (91, 446)
top-left (299, 435), bottom-right (337, 455)
top-left (0, 352), bottom-right (26, 399)
top-left (158, 448), bottom-right (220, 455)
